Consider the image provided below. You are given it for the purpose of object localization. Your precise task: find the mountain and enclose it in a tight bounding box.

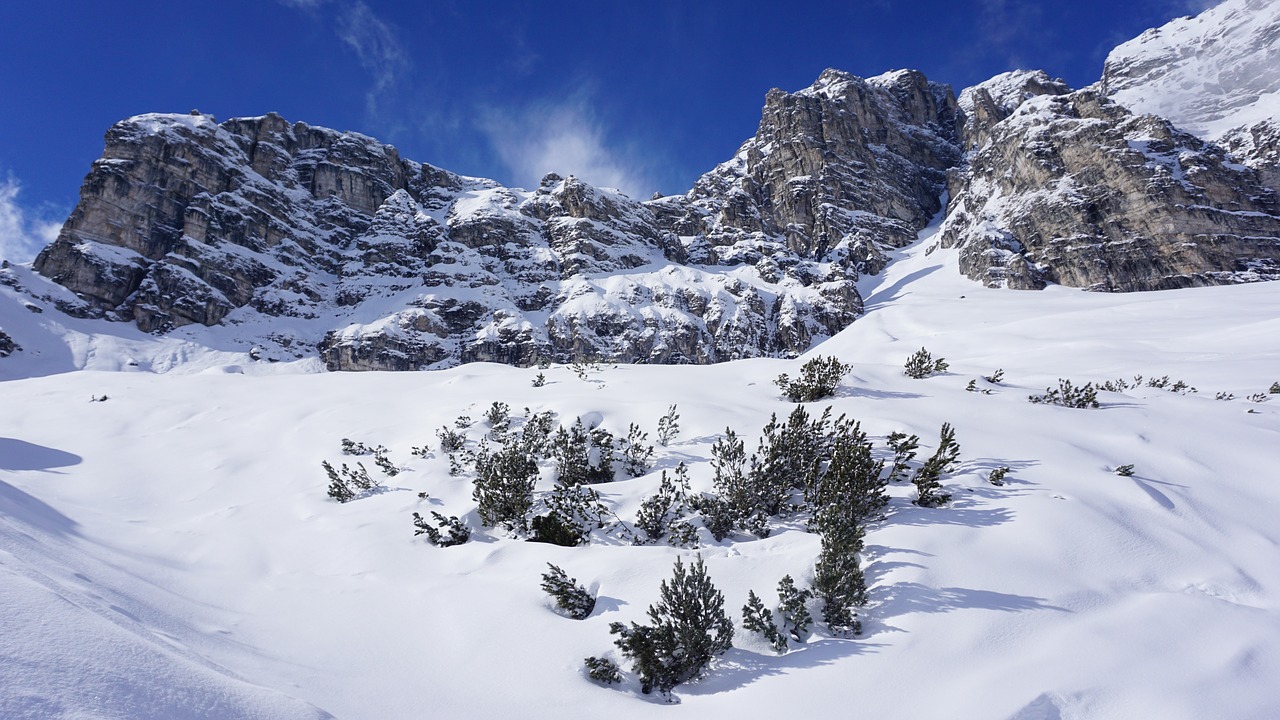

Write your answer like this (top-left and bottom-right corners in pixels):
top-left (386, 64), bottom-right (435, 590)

top-left (13, 0), bottom-right (1277, 373)
top-left (26, 70), bottom-right (957, 372)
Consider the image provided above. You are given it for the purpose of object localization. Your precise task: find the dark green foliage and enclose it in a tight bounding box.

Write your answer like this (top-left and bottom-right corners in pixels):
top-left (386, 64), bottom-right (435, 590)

top-left (774, 355), bottom-right (853, 402)
top-left (610, 556), bottom-right (733, 695)
top-left (1115, 464), bottom-right (1136, 477)
top-left (693, 494), bottom-right (737, 542)
top-left (966, 379), bottom-right (977, 392)
top-left (904, 347), bottom-right (949, 379)
top-left (533, 482), bottom-right (612, 546)
top-left (1029, 379), bottom-right (1100, 408)
top-left (813, 519), bottom-right (867, 636)
top-left (410, 444), bottom-right (430, 458)
top-left (1216, 391), bottom-right (1235, 401)
top-left (551, 419), bottom-right (591, 486)
top-left (1270, 382), bottom-right (1280, 394)
top-left (777, 575), bottom-right (813, 642)
top-left (323, 460), bottom-right (355, 503)
top-left (584, 657), bottom-right (622, 685)
top-left (742, 590), bottom-right (786, 653)
top-left (541, 563), bottom-right (596, 619)
top-left (517, 409), bottom-right (555, 459)
top-left (323, 460), bottom-right (380, 502)
top-left (808, 415), bottom-right (886, 529)
top-left (485, 401), bottom-right (511, 441)
top-left (530, 513), bottom-right (583, 547)
top-left (620, 423), bottom-right (654, 477)
top-left (412, 511), bottom-right (470, 546)
top-left (454, 415), bottom-right (473, 429)
top-left (340, 438), bottom-right (379, 456)
top-left (472, 443), bottom-right (539, 530)
top-left (984, 368), bottom-right (1005, 384)
top-left (885, 431), bottom-right (919, 483)
top-left (372, 448), bottom-right (399, 476)
top-left (988, 466), bottom-right (1011, 486)
top-left (656, 404), bottom-right (680, 447)
top-left (532, 372), bottom-right (547, 387)
top-left (587, 427), bottom-right (617, 484)
top-left (636, 463), bottom-right (694, 545)
top-left (436, 426), bottom-right (466, 475)
top-left (551, 418), bottom-right (614, 485)
top-left (746, 406), bottom-right (831, 519)
top-left (912, 422), bottom-right (958, 508)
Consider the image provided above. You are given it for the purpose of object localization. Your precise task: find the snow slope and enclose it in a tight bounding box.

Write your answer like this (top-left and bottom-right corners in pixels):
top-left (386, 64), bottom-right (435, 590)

top-left (3, 221), bottom-right (1280, 719)
top-left (1102, 0), bottom-right (1280, 140)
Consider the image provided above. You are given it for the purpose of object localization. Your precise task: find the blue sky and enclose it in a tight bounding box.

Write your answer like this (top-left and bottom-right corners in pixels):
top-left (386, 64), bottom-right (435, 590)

top-left (0, 0), bottom-right (1217, 262)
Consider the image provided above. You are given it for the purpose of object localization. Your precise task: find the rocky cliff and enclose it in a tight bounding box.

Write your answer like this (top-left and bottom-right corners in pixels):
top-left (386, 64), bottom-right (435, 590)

top-left (34, 70), bottom-right (961, 370)
top-left (939, 71), bottom-right (1280, 290)
top-left (24, 0), bottom-right (1280, 370)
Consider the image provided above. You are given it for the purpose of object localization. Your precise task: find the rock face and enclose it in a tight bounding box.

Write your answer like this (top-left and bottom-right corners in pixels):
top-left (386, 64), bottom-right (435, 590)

top-left (653, 69), bottom-right (960, 275)
top-left (37, 82), bottom-right (960, 370)
top-left (27, 4), bottom-right (1280, 371)
top-left (939, 72), bottom-right (1280, 291)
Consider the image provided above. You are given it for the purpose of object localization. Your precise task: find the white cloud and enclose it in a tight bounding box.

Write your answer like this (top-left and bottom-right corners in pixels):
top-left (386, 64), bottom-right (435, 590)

top-left (336, 2), bottom-right (410, 119)
top-left (0, 178), bottom-right (61, 265)
top-left (481, 100), bottom-right (656, 199)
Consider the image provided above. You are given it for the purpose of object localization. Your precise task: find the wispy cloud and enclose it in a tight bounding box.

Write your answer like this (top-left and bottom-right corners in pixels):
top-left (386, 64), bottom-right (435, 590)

top-left (481, 98), bottom-right (657, 199)
top-left (0, 178), bottom-right (62, 265)
top-left (276, 0), bottom-right (410, 123)
top-left (337, 2), bottom-right (410, 118)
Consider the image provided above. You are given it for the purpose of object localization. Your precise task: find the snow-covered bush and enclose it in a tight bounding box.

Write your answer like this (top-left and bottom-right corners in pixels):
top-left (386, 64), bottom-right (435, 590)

top-left (541, 563), bottom-right (596, 619)
top-left (583, 656), bottom-right (622, 685)
top-left (903, 347), bottom-right (949, 379)
top-left (609, 555), bottom-right (733, 696)
top-left (742, 590), bottom-right (786, 653)
top-left (412, 511), bottom-right (470, 546)
top-left (1029, 379), bottom-right (1100, 408)
top-left (774, 355), bottom-right (852, 402)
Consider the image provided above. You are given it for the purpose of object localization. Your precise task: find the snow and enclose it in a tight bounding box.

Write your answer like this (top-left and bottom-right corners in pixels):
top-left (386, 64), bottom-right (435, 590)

top-left (1103, 0), bottom-right (1280, 140)
top-left (4, 216), bottom-right (1280, 718)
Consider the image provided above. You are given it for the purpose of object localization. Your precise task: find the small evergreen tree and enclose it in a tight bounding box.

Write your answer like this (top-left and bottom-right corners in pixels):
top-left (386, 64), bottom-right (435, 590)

top-left (988, 466), bottom-right (1011, 486)
top-left (1114, 464), bottom-right (1136, 477)
top-left (776, 575), bottom-right (813, 642)
top-left (984, 368), bottom-right (1005, 384)
top-left (912, 423), bottom-right (958, 508)
top-left (742, 590), bottom-right (787, 653)
top-left (473, 443), bottom-right (539, 531)
top-left (774, 355), bottom-right (853, 402)
top-left (885, 431), bottom-right (919, 483)
top-left (1029, 379), bottom-right (1100, 408)
top-left (322, 460), bottom-right (355, 503)
top-left (541, 563), bottom-right (597, 619)
top-left (813, 519), bottom-right (867, 636)
top-left (620, 423), bottom-right (655, 477)
top-left (583, 656), bottom-right (622, 685)
top-left (532, 372), bottom-right (547, 387)
top-left (551, 418), bottom-right (592, 486)
top-left (412, 511), bottom-right (470, 546)
top-left (903, 347), bottom-right (949, 379)
top-left (807, 415), bottom-right (886, 527)
top-left (1270, 381), bottom-right (1280, 394)
top-left (656, 404), bottom-right (681, 447)
top-left (372, 448), bottom-right (399, 476)
top-left (611, 555), bottom-right (733, 696)
top-left (485, 401), bottom-right (511, 441)
top-left (586, 426), bottom-right (617, 484)
top-left (636, 463), bottom-right (694, 545)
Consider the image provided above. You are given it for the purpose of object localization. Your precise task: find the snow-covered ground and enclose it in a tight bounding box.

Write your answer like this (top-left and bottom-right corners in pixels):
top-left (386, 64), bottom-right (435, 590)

top-left (3, 223), bottom-right (1280, 719)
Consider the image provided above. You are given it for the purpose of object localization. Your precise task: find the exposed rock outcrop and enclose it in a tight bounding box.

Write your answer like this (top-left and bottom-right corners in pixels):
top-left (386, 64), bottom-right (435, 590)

top-left (940, 80), bottom-right (1280, 290)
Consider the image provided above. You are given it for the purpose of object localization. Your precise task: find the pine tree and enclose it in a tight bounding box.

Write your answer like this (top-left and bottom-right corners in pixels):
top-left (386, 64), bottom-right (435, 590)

top-left (412, 511), bottom-right (470, 546)
top-left (583, 656), bottom-right (622, 684)
top-left (813, 519), bottom-right (867, 636)
top-left (620, 423), bottom-right (654, 477)
top-left (611, 555), bottom-right (733, 695)
top-left (776, 575), bottom-right (813, 642)
top-left (807, 415), bottom-right (886, 527)
top-left (774, 355), bottom-right (853, 402)
top-left (656, 404), bottom-right (681, 446)
top-left (636, 463), bottom-right (693, 545)
top-left (742, 590), bottom-right (787, 653)
top-left (551, 418), bottom-right (592, 486)
top-left (485, 401), bottom-right (511, 441)
top-left (323, 460), bottom-right (355, 503)
top-left (472, 443), bottom-right (539, 530)
top-left (904, 347), bottom-right (949, 378)
top-left (586, 426), bottom-right (617, 484)
top-left (541, 563), bottom-right (597, 619)
top-left (912, 422), bottom-right (958, 508)
top-left (885, 431), bottom-right (919, 483)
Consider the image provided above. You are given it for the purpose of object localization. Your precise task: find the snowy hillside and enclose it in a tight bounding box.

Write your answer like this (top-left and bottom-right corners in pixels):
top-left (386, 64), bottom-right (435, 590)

top-left (1102, 0), bottom-right (1280, 139)
top-left (4, 219), bottom-right (1280, 719)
